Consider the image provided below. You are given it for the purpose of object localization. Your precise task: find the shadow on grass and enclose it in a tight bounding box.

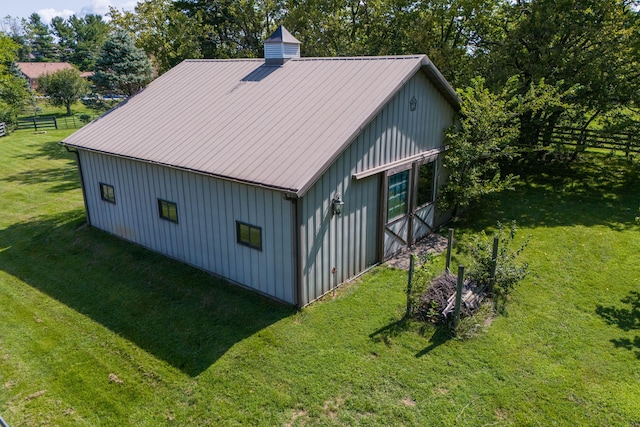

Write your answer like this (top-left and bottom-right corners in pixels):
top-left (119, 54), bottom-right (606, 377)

top-left (0, 210), bottom-right (296, 376)
top-left (457, 153), bottom-right (640, 233)
top-left (3, 140), bottom-right (79, 193)
top-left (369, 317), bottom-right (452, 356)
top-left (415, 326), bottom-right (451, 357)
top-left (596, 291), bottom-right (640, 359)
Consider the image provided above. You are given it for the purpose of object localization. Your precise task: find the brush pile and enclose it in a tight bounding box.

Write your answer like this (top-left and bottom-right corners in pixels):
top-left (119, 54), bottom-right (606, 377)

top-left (415, 271), bottom-right (485, 324)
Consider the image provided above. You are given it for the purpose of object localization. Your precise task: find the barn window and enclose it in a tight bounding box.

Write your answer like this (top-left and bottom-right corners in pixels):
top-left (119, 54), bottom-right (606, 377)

top-left (236, 221), bottom-right (262, 251)
top-left (99, 183), bottom-right (116, 204)
top-left (387, 170), bottom-right (409, 219)
top-left (416, 161), bottom-right (435, 207)
top-left (158, 199), bottom-right (178, 223)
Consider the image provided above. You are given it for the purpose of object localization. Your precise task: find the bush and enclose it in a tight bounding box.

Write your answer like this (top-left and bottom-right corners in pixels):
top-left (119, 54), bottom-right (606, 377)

top-left (466, 221), bottom-right (530, 312)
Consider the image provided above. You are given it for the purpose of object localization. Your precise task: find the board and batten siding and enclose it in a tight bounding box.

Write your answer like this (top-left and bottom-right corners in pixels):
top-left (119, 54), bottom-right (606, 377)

top-left (299, 69), bottom-right (455, 305)
top-left (78, 150), bottom-right (296, 304)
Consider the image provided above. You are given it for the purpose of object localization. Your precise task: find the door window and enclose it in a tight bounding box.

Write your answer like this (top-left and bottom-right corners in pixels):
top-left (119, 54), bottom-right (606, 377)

top-left (387, 170), bottom-right (409, 220)
top-left (416, 161), bottom-right (435, 207)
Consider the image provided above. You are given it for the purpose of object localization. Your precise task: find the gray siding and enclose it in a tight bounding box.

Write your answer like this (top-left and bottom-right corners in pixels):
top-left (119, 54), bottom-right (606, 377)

top-left (299, 70), bottom-right (455, 304)
top-left (79, 151), bottom-right (296, 304)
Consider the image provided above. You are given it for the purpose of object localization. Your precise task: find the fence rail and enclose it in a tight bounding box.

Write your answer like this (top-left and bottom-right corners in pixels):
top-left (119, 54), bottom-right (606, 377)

top-left (15, 114), bottom-right (96, 132)
top-left (542, 127), bottom-right (640, 155)
top-left (16, 116), bottom-right (58, 131)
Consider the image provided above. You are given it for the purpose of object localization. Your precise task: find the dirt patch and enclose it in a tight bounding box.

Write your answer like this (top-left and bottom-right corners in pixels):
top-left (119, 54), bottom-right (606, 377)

top-left (385, 233), bottom-right (449, 270)
top-left (401, 396), bottom-right (416, 407)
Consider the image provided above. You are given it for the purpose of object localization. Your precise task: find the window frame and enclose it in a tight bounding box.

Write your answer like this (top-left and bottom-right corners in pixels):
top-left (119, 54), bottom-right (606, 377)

top-left (99, 182), bottom-right (116, 204)
top-left (416, 160), bottom-right (436, 208)
top-left (236, 221), bottom-right (262, 251)
top-left (157, 198), bottom-right (179, 223)
top-left (387, 170), bottom-right (410, 220)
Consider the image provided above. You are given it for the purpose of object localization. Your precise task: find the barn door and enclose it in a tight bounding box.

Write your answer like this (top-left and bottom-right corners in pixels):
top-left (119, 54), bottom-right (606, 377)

top-left (411, 160), bottom-right (436, 242)
top-left (382, 159), bottom-right (437, 259)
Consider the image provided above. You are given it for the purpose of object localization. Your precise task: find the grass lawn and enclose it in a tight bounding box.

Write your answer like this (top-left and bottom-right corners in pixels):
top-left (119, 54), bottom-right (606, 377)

top-left (1, 130), bottom-right (639, 426)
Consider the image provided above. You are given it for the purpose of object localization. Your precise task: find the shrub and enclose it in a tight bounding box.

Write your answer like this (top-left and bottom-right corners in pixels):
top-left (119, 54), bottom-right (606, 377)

top-left (466, 221), bottom-right (530, 312)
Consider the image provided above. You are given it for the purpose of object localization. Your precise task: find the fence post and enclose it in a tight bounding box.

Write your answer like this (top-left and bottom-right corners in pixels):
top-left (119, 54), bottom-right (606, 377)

top-left (489, 235), bottom-right (499, 293)
top-left (453, 265), bottom-right (465, 329)
top-left (446, 228), bottom-right (454, 272)
top-left (33, 117), bottom-right (38, 131)
top-left (405, 255), bottom-right (415, 319)
top-left (53, 116), bottom-right (58, 129)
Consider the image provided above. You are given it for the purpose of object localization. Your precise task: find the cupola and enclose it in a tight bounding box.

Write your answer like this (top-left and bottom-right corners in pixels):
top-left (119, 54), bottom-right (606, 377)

top-left (264, 25), bottom-right (301, 66)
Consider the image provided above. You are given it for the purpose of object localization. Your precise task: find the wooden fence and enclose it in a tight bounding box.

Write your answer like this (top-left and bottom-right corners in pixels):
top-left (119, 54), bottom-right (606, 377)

top-left (15, 114), bottom-right (96, 132)
top-left (16, 116), bottom-right (58, 131)
top-left (541, 127), bottom-right (640, 156)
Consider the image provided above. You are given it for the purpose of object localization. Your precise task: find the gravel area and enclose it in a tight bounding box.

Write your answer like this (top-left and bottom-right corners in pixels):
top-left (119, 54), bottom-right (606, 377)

top-left (385, 233), bottom-right (449, 270)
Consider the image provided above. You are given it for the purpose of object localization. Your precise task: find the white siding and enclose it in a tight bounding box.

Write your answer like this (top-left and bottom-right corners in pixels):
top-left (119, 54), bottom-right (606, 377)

top-left (299, 70), bottom-right (455, 304)
top-left (79, 152), bottom-right (296, 304)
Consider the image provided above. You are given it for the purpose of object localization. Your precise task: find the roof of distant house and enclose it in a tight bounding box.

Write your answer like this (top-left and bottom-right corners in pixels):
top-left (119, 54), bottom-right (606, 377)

top-left (63, 55), bottom-right (459, 196)
top-left (16, 62), bottom-right (77, 79)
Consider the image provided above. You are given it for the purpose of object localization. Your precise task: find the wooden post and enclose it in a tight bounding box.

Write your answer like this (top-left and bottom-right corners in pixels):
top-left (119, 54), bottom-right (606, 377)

top-left (489, 235), bottom-right (499, 293)
top-left (446, 228), bottom-right (454, 272)
top-left (405, 255), bottom-right (415, 319)
top-left (453, 265), bottom-right (465, 329)
top-left (331, 267), bottom-right (337, 297)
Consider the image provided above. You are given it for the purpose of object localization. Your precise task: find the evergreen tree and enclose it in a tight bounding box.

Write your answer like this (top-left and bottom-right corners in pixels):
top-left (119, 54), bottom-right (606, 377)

top-left (92, 31), bottom-right (154, 97)
top-left (25, 13), bottom-right (56, 61)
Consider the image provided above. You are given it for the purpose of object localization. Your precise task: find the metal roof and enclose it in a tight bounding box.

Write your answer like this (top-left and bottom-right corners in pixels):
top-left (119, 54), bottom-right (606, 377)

top-left (63, 56), bottom-right (459, 196)
top-left (264, 25), bottom-right (301, 44)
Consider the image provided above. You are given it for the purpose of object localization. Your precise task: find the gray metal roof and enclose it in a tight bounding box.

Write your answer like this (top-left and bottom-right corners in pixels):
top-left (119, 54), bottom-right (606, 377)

top-left (264, 25), bottom-right (301, 44)
top-left (63, 56), bottom-right (459, 196)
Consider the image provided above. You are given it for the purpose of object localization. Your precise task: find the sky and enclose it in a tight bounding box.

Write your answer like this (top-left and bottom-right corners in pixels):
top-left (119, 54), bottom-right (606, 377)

top-left (2, 0), bottom-right (137, 24)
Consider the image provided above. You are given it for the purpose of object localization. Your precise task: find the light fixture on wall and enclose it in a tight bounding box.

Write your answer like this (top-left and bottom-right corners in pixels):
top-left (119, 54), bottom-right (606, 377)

top-left (332, 192), bottom-right (344, 216)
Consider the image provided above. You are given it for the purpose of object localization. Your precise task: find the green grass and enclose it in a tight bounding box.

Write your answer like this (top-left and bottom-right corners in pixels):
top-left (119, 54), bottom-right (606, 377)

top-left (1, 130), bottom-right (639, 425)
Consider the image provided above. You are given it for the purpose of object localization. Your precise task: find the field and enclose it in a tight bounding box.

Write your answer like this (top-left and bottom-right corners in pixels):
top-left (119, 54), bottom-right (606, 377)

top-left (0, 129), bottom-right (639, 426)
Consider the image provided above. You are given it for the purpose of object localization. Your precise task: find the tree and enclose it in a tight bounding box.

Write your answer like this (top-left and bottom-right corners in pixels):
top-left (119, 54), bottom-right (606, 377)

top-left (487, 0), bottom-right (640, 145)
top-left (25, 13), bottom-right (56, 61)
top-left (439, 77), bottom-right (518, 216)
top-left (51, 16), bottom-right (74, 62)
top-left (109, 0), bottom-right (203, 74)
top-left (92, 31), bottom-right (154, 97)
top-left (37, 68), bottom-right (89, 115)
top-left (0, 34), bottom-right (31, 124)
top-left (1, 16), bottom-right (30, 61)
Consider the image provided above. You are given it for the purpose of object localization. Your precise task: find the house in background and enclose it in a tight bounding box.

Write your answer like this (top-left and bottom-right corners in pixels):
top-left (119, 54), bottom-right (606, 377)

top-left (16, 62), bottom-right (93, 91)
top-left (62, 26), bottom-right (459, 307)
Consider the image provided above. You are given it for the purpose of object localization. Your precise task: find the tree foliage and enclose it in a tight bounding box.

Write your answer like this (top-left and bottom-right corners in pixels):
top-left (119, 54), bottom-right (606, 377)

top-left (440, 77), bottom-right (519, 216)
top-left (52, 15), bottom-right (110, 71)
top-left (109, 0), bottom-right (203, 74)
top-left (37, 68), bottom-right (89, 115)
top-left (92, 31), bottom-right (153, 97)
top-left (488, 0), bottom-right (640, 144)
top-left (0, 34), bottom-right (30, 124)
top-left (25, 13), bottom-right (56, 61)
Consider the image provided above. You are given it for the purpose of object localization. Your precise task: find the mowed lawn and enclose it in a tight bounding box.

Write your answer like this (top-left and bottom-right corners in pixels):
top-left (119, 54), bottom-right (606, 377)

top-left (0, 129), bottom-right (639, 426)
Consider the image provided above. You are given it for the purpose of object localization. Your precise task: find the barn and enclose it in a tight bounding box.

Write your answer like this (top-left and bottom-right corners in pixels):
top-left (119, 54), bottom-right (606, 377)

top-left (62, 26), bottom-right (459, 307)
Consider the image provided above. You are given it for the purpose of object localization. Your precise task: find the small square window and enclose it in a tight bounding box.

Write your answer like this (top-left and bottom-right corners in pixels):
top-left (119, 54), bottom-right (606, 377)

top-left (158, 198), bottom-right (178, 223)
top-left (100, 183), bottom-right (116, 204)
top-left (236, 221), bottom-right (262, 251)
